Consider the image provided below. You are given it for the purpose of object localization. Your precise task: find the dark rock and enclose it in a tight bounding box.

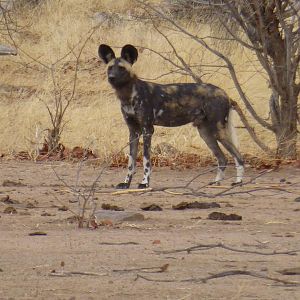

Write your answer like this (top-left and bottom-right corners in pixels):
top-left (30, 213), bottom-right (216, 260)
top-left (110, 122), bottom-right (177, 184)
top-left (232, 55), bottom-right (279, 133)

top-left (2, 180), bottom-right (25, 187)
top-left (141, 203), bottom-right (163, 211)
top-left (294, 197), bottom-right (300, 202)
top-left (3, 206), bottom-right (17, 214)
top-left (208, 212), bottom-right (242, 221)
top-left (58, 205), bottom-right (69, 211)
top-left (26, 202), bottom-right (36, 209)
top-left (101, 203), bottom-right (124, 211)
top-left (173, 201), bottom-right (220, 210)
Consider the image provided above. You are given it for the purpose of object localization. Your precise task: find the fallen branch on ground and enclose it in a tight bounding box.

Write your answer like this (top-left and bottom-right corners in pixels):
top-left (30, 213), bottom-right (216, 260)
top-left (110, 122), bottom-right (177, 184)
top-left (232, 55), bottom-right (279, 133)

top-left (113, 263), bottom-right (169, 274)
top-left (109, 168), bottom-right (294, 199)
top-left (135, 269), bottom-right (300, 285)
top-left (49, 270), bottom-right (107, 277)
top-left (99, 242), bottom-right (139, 246)
top-left (155, 242), bottom-right (300, 256)
top-left (111, 188), bottom-right (152, 195)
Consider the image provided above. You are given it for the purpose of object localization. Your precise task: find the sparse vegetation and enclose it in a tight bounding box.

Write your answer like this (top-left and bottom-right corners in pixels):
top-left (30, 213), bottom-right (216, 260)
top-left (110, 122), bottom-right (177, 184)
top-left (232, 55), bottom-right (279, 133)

top-left (1, 3), bottom-right (300, 299)
top-left (0, 0), bottom-right (298, 160)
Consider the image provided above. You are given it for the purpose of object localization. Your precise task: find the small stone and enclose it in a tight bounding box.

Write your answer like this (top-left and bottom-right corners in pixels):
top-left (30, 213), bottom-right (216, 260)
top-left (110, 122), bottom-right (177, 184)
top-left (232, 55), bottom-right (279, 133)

top-left (171, 202), bottom-right (189, 210)
top-left (26, 202), bottom-right (35, 209)
top-left (152, 240), bottom-right (161, 245)
top-left (2, 180), bottom-right (25, 187)
top-left (140, 203), bottom-right (162, 211)
top-left (0, 195), bottom-right (10, 202)
top-left (101, 203), bottom-right (124, 211)
top-left (99, 219), bottom-right (113, 226)
top-left (58, 205), bottom-right (68, 211)
top-left (3, 206), bottom-right (17, 214)
top-left (173, 201), bottom-right (220, 210)
top-left (41, 212), bottom-right (54, 217)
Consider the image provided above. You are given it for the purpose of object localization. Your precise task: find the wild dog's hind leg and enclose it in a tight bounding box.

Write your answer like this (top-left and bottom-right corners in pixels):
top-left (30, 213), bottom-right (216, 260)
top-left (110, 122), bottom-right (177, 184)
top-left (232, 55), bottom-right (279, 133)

top-left (217, 135), bottom-right (244, 185)
top-left (216, 110), bottom-right (244, 184)
top-left (116, 122), bottom-right (141, 189)
top-left (138, 126), bottom-right (153, 189)
top-left (197, 125), bottom-right (228, 185)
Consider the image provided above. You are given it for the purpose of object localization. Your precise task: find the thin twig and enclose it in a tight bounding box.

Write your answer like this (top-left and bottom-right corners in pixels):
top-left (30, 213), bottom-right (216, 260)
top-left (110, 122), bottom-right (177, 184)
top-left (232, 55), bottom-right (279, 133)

top-left (49, 271), bottom-right (107, 277)
top-left (99, 242), bottom-right (139, 246)
top-left (113, 264), bottom-right (169, 274)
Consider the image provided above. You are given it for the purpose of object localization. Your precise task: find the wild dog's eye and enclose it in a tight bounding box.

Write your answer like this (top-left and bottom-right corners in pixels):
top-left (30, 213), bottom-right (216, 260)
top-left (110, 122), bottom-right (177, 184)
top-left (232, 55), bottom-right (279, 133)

top-left (118, 65), bottom-right (126, 71)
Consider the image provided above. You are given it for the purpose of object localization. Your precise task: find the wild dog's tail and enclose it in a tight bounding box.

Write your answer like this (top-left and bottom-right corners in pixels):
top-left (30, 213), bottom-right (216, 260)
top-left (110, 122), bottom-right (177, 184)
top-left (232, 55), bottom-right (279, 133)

top-left (229, 98), bottom-right (272, 155)
top-left (227, 106), bottom-right (239, 149)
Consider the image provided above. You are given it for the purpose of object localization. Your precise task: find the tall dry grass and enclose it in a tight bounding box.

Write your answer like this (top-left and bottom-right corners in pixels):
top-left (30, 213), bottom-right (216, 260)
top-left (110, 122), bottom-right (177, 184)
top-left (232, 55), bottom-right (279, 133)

top-left (0, 0), bottom-right (277, 161)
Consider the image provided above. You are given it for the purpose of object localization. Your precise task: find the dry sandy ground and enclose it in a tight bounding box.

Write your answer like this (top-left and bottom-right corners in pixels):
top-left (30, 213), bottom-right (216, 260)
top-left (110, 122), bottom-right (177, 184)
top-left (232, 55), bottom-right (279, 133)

top-left (0, 159), bottom-right (300, 300)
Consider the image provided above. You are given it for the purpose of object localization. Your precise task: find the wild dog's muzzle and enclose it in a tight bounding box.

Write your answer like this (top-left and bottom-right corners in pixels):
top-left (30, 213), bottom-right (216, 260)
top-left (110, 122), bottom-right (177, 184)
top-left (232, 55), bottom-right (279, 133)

top-left (108, 75), bottom-right (116, 85)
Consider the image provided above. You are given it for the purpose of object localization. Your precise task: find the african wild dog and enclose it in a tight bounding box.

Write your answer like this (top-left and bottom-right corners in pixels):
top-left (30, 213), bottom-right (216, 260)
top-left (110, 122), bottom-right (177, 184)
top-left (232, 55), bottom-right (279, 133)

top-left (98, 44), bottom-right (244, 189)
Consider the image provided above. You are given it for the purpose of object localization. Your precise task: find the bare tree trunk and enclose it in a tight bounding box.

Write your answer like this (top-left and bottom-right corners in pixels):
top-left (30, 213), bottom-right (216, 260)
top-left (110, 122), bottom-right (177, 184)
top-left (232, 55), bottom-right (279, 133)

top-left (47, 127), bottom-right (61, 154)
top-left (275, 95), bottom-right (298, 158)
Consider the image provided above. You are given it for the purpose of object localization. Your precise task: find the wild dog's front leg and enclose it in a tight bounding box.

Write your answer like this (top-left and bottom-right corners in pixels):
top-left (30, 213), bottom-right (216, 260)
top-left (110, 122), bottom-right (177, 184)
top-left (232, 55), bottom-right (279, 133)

top-left (138, 127), bottom-right (153, 189)
top-left (116, 125), bottom-right (140, 189)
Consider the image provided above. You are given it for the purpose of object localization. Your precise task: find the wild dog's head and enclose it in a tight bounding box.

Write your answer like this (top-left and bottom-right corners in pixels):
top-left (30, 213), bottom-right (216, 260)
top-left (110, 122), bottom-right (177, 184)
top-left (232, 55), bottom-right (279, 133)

top-left (98, 44), bottom-right (138, 89)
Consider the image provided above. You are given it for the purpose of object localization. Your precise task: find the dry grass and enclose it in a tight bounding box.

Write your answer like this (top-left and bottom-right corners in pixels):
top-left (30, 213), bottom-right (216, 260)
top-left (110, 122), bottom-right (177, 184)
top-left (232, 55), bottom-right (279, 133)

top-left (0, 0), bottom-right (280, 161)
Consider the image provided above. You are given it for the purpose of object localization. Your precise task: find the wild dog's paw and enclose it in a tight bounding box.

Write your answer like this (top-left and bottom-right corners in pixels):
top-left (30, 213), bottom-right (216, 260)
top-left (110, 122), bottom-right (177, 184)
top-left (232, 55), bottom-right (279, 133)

top-left (209, 181), bottom-right (221, 186)
top-left (138, 183), bottom-right (149, 189)
top-left (231, 181), bottom-right (243, 186)
top-left (116, 182), bottom-right (130, 189)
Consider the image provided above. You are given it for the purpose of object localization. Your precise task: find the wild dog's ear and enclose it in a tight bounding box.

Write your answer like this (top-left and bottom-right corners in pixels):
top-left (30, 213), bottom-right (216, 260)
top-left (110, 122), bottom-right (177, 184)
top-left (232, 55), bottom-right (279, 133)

top-left (121, 44), bottom-right (138, 65)
top-left (98, 44), bottom-right (116, 64)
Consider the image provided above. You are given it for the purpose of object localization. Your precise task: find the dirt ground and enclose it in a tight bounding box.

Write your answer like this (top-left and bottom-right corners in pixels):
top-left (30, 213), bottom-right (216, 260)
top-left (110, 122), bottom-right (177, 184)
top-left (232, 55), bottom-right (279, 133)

top-left (0, 159), bottom-right (299, 300)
